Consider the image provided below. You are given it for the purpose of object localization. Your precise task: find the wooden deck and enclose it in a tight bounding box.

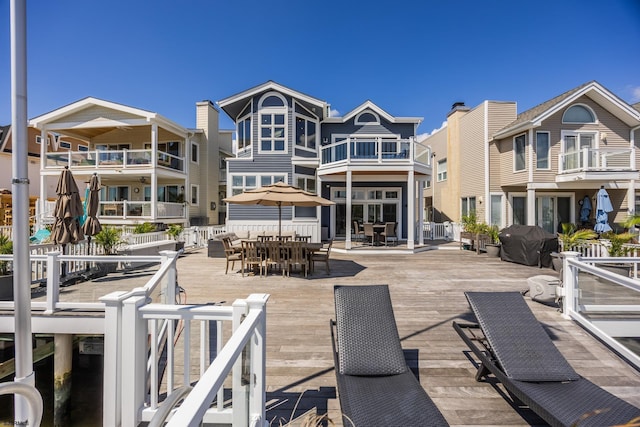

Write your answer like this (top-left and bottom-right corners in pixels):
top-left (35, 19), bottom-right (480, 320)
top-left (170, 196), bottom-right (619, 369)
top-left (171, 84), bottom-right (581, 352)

top-left (171, 246), bottom-right (640, 426)
top-left (22, 245), bottom-right (640, 425)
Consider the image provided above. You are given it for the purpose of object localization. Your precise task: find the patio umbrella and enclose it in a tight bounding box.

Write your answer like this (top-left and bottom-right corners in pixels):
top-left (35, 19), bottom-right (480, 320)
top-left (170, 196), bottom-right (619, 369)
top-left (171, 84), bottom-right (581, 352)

top-left (223, 181), bottom-right (334, 238)
top-left (52, 167), bottom-right (85, 275)
top-left (82, 173), bottom-right (102, 256)
top-left (594, 187), bottom-right (613, 233)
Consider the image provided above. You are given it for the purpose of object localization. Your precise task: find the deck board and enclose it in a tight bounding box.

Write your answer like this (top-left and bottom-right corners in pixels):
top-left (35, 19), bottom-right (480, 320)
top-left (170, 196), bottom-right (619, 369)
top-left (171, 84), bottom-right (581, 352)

top-left (10, 244), bottom-right (640, 425)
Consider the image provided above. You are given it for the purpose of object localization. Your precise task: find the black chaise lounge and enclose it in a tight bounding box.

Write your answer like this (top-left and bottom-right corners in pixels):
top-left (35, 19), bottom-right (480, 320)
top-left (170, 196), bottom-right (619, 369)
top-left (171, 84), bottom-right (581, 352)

top-left (453, 291), bottom-right (640, 427)
top-left (330, 285), bottom-right (449, 427)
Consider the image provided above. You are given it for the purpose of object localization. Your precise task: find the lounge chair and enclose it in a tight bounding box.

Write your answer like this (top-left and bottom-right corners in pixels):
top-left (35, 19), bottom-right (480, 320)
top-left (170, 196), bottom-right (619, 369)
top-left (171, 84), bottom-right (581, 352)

top-left (453, 291), bottom-right (640, 427)
top-left (331, 285), bottom-right (449, 426)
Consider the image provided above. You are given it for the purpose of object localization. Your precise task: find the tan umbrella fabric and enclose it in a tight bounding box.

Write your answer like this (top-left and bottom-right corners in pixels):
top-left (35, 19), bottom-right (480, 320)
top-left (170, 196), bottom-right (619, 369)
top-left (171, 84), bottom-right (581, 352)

top-left (52, 167), bottom-right (85, 245)
top-left (224, 181), bottom-right (334, 236)
top-left (82, 173), bottom-right (102, 237)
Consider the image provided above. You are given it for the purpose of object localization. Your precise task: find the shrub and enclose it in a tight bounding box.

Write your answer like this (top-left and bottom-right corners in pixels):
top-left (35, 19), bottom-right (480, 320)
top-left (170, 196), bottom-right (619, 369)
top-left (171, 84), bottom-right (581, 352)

top-left (94, 226), bottom-right (125, 255)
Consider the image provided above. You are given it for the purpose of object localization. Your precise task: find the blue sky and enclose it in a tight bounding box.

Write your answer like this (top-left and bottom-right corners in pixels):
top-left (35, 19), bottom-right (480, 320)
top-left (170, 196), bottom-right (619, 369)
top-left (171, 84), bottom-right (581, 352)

top-left (1, 0), bottom-right (639, 137)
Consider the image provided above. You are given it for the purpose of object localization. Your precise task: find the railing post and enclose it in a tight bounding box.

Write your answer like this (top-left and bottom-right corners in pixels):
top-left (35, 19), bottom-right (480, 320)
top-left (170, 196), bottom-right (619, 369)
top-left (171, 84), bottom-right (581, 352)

top-left (121, 294), bottom-right (149, 427)
top-left (45, 251), bottom-right (61, 314)
top-left (232, 299), bottom-right (249, 427)
top-left (99, 291), bottom-right (127, 427)
top-left (123, 200), bottom-right (128, 220)
top-left (247, 294), bottom-right (269, 426)
top-left (561, 251), bottom-right (581, 319)
top-left (159, 250), bottom-right (178, 304)
top-left (632, 147), bottom-right (636, 170)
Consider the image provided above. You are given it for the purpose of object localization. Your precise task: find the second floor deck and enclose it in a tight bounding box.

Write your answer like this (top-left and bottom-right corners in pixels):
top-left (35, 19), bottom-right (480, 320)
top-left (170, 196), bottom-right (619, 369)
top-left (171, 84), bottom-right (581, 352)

top-left (43, 148), bottom-right (186, 174)
top-left (557, 147), bottom-right (639, 182)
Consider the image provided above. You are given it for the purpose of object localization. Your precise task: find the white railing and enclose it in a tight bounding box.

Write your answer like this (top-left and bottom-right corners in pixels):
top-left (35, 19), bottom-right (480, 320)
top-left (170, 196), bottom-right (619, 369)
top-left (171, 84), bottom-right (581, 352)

top-left (559, 147), bottom-right (635, 174)
top-left (560, 252), bottom-right (640, 370)
top-left (29, 240), bottom-right (104, 283)
top-left (320, 137), bottom-right (431, 167)
top-left (182, 225), bottom-right (227, 247)
top-left (45, 149), bottom-right (186, 173)
top-left (99, 201), bottom-right (185, 219)
top-left (423, 222), bottom-right (457, 241)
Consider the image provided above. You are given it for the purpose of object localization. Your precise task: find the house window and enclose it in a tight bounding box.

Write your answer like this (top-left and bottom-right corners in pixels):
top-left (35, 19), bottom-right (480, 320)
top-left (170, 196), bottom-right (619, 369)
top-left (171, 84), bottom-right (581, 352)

top-left (437, 159), bottom-right (447, 182)
top-left (295, 116), bottom-right (317, 150)
top-left (59, 140), bottom-right (71, 149)
top-left (514, 134), bottom-right (526, 171)
top-left (144, 185), bottom-right (180, 202)
top-left (231, 174), bottom-right (285, 195)
top-left (562, 104), bottom-right (596, 123)
top-left (35, 135), bottom-right (50, 145)
top-left (490, 194), bottom-right (503, 227)
top-left (355, 111), bottom-right (380, 125)
top-left (78, 145), bottom-right (89, 152)
top-left (102, 186), bottom-right (130, 201)
top-left (536, 132), bottom-right (550, 169)
top-left (259, 93), bottom-right (287, 153)
top-left (461, 197), bottom-right (476, 217)
top-left (296, 175), bottom-right (316, 194)
top-left (191, 142), bottom-right (199, 164)
top-left (512, 196), bottom-right (526, 225)
top-left (237, 115), bottom-right (251, 151)
top-left (191, 185), bottom-right (199, 206)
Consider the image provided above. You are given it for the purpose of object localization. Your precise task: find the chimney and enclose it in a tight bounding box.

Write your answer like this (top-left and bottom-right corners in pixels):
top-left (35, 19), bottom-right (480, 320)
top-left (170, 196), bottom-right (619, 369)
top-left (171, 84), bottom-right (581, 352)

top-left (447, 101), bottom-right (470, 117)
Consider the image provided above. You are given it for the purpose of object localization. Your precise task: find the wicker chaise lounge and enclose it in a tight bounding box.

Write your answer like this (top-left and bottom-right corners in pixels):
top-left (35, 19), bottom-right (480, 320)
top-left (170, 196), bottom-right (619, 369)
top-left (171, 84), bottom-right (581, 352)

top-left (330, 285), bottom-right (449, 427)
top-left (453, 291), bottom-right (640, 427)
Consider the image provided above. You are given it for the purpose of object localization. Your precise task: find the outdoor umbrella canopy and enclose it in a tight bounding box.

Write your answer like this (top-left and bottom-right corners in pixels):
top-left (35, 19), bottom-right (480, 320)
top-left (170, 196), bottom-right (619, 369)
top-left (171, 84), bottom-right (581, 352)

top-left (223, 181), bottom-right (334, 237)
top-left (82, 173), bottom-right (102, 238)
top-left (594, 187), bottom-right (613, 233)
top-left (52, 167), bottom-right (85, 246)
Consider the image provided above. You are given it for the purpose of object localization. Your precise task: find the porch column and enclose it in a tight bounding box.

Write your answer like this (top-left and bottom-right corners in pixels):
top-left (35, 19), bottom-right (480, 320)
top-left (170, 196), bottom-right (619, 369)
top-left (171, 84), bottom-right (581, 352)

top-left (39, 128), bottom-right (47, 227)
top-left (407, 170), bottom-right (415, 249)
top-left (627, 183), bottom-right (635, 216)
top-left (345, 170), bottom-right (352, 250)
top-left (418, 179), bottom-right (425, 245)
top-left (316, 176), bottom-right (323, 243)
top-left (527, 186), bottom-right (536, 226)
top-left (150, 124), bottom-right (158, 220)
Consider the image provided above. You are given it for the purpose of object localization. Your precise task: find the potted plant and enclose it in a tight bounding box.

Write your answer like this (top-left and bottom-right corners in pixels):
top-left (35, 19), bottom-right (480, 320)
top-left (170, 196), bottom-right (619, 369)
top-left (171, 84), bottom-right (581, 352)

top-left (94, 226), bottom-right (125, 274)
top-left (552, 223), bottom-right (598, 272)
top-left (0, 234), bottom-right (13, 301)
top-left (167, 224), bottom-right (185, 252)
top-left (460, 212), bottom-right (478, 250)
top-left (599, 231), bottom-right (635, 277)
top-left (485, 225), bottom-right (501, 257)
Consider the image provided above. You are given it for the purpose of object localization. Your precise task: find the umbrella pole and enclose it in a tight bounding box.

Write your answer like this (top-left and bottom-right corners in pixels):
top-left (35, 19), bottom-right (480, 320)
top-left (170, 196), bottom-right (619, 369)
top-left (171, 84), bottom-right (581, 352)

top-left (278, 203), bottom-right (282, 239)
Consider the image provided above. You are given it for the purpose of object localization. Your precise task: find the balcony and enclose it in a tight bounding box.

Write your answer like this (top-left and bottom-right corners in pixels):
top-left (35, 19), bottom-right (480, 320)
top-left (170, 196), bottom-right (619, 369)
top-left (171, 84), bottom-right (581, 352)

top-left (44, 149), bottom-right (185, 173)
top-left (319, 137), bottom-right (431, 171)
top-left (557, 147), bottom-right (639, 182)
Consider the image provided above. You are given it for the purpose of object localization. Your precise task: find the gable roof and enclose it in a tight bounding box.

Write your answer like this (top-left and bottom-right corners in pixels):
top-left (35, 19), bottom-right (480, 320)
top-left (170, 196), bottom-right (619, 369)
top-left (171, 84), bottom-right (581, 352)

top-left (323, 100), bottom-right (423, 125)
top-left (217, 80), bottom-right (329, 121)
top-left (29, 97), bottom-right (188, 139)
top-left (493, 81), bottom-right (640, 139)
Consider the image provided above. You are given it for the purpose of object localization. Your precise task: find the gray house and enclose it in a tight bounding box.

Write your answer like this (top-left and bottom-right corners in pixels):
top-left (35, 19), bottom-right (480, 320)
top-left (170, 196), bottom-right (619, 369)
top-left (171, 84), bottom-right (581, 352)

top-left (218, 81), bottom-right (433, 248)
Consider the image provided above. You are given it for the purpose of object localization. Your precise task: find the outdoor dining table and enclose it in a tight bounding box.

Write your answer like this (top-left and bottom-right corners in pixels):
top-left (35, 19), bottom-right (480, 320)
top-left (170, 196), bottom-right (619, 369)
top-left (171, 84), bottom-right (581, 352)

top-left (233, 240), bottom-right (324, 275)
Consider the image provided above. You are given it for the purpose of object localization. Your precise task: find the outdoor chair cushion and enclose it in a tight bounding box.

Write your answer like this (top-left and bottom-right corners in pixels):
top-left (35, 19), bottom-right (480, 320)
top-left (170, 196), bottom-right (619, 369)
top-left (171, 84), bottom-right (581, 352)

top-left (334, 285), bottom-right (407, 376)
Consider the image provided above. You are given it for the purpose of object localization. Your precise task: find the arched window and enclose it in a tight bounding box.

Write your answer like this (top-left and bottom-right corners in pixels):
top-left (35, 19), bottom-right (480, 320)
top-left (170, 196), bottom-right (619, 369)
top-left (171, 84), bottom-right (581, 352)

top-left (258, 92), bottom-right (287, 153)
top-left (355, 111), bottom-right (380, 125)
top-left (562, 104), bottom-right (596, 123)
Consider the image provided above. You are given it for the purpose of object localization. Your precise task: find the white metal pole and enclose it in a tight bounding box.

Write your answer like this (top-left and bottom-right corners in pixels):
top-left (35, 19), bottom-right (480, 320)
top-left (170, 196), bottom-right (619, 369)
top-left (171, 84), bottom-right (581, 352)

top-left (10, 0), bottom-right (36, 423)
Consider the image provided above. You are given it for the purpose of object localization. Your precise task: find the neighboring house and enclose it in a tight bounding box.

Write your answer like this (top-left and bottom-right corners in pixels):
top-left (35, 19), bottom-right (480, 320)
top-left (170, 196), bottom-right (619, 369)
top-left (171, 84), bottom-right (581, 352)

top-left (424, 81), bottom-right (640, 234)
top-left (218, 81), bottom-right (432, 248)
top-left (29, 97), bottom-right (230, 227)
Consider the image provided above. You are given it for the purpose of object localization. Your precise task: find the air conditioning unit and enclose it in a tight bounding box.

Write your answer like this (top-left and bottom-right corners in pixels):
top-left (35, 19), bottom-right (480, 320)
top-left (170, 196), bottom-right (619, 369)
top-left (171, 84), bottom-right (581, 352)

top-left (527, 275), bottom-right (560, 304)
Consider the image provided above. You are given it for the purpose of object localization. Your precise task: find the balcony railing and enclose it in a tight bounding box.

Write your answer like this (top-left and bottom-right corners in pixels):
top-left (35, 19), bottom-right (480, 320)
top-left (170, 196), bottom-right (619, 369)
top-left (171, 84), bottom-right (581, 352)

top-left (45, 149), bottom-right (185, 173)
top-left (99, 201), bottom-right (185, 219)
top-left (320, 137), bottom-right (431, 167)
top-left (558, 147), bottom-right (636, 174)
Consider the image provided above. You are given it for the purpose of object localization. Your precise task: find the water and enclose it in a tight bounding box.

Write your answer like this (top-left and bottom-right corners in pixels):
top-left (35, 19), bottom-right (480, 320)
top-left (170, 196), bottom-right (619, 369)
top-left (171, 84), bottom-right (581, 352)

top-left (0, 341), bottom-right (103, 426)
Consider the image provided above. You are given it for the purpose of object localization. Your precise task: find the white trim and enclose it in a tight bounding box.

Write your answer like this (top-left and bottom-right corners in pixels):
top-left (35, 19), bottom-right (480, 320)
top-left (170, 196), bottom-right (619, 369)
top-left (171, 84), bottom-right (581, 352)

top-left (217, 81), bottom-right (327, 114)
top-left (489, 192), bottom-right (505, 228)
top-left (257, 92), bottom-right (288, 154)
top-left (507, 192), bottom-right (528, 226)
top-left (354, 110), bottom-right (381, 125)
top-left (293, 113), bottom-right (319, 153)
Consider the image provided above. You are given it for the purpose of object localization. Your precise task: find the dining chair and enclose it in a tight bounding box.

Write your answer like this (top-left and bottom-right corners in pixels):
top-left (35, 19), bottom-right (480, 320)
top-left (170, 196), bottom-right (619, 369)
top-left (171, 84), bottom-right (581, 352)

top-left (295, 235), bottom-right (311, 242)
top-left (264, 240), bottom-right (286, 277)
top-left (242, 240), bottom-right (266, 277)
top-left (363, 223), bottom-right (376, 246)
top-left (286, 241), bottom-right (308, 277)
top-left (380, 222), bottom-right (398, 246)
top-left (311, 239), bottom-right (333, 275)
top-left (222, 237), bottom-right (243, 275)
top-left (353, 221), bottom-right (365, 244)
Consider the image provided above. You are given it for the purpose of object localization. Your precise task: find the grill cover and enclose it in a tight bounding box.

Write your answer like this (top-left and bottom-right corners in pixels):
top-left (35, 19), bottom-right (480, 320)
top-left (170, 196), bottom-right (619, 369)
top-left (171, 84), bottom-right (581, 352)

top-left (499, 225), bottom-right (559, 267)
